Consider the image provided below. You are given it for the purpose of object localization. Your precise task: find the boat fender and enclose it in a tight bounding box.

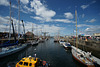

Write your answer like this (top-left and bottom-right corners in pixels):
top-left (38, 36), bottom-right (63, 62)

top-left (82, 59), bottom-right (85, 63)
top-left (92, 59), bottom-right (94, 62)
top-left (43, 61), bottom-right (46, 66)
top-left (16, 65), bottom-right (20, 67)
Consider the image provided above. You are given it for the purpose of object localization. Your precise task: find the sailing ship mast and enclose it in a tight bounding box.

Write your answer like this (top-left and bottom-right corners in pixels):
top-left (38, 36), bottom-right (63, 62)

top-left (71, 10), bottom-right (95, 67)
top-left (57, 30), bottom-right (60, 41)
top-left (11, 20), bottom-right (16, 42)
top-left (32, 23), bottom-right (34, 40)
top-left (75, 10), bottom-right (78, 48)
top-left (21, 20), bottom-right (26, 41)
top-left (32, 24), bottom-right (33, 34)
top-left (18, 0), bottom-right (20, 40)
top-left (9, 0), bottom-right (11, 40)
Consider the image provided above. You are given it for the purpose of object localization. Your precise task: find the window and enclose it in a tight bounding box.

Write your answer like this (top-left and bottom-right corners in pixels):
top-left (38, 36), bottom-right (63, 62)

top-left (24, 62), bottom-right (28, 66)
top-left (22, 59), bottom-right (25, 61)
top-left (19, 62), bottom-right (23, 65)
top-left (29, 63), bottom-right (32, 66)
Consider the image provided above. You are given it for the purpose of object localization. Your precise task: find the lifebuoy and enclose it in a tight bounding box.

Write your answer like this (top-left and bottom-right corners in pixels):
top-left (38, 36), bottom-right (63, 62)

top-left (43, 61), bottom-right (46, 66)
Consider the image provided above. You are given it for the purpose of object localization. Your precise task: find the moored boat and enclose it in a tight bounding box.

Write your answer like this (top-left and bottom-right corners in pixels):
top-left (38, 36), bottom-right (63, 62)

top-left (0, 44), bottom-right (27, 58)
top-left (8, 55), bottom-right (50, 67)
top-left (54, 39), bottom-right (59, 42)
top-left (71, 10), bottom-right (95, 67)
top-left (84, 52), bottom-right (100, 67)
top-left (31, 41), bottom-right (38, 46)
top-left (72, 46), bottom-right (95, 67)
top-left (54, 36), bottom-right (59, 42)
top-left (26, 40), bottom-right (32, 46)
top-left (59, 40), bottom-right (65, 45)
top-left (63, 42), bottom-right (71, 49)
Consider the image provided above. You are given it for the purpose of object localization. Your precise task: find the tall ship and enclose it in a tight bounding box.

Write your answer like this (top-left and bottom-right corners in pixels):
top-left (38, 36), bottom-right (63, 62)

top-left (0, 0), bottom-right (27, 58)
top-left (71, 10), bottom-right (95, 67)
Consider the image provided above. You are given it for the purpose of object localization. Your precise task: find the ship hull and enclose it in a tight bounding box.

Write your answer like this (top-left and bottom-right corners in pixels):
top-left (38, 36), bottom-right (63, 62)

top-left (64, 46), bottom-right (71, 50)
top-left (72, 48), bottom-right (95, 67)
top-left (0, 44), bottom-right (27, 58)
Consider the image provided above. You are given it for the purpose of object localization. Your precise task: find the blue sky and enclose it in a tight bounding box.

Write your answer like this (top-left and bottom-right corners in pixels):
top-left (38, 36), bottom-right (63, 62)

top-left (0, 0), bottom-right (100, 36)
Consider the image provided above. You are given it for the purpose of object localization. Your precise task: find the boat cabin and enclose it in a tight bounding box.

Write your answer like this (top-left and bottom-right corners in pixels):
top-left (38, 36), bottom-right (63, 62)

top-left (16, 56), bottom-right (42, 67)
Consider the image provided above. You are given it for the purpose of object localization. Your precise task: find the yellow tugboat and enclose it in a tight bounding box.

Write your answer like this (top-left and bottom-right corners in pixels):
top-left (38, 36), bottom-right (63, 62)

top-left (8, 55), bottom-right (50, 67)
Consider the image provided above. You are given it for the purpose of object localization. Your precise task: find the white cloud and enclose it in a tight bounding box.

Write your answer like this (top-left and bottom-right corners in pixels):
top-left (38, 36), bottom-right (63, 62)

top-left (89, 19), bottom-right (96, 23)
top-left (30, 0), bottom-right (75, 24)
top-left (81, 5), bottom-right (89, 10)
top-left (77, 24), bottom-right (100, 34)
top-left (30, 0), bottom-right (56, 22)
top-left (12, 5), bottom-right (18, 9)
top-left (82, 14), bottom-right (85, 18)
top-left (30, 15), bottom-right (75, 23)
top-left (85, 20), bottom-right (88, 22)
top-left (54, 19), bottom-right (75, 23)
top-left (85, 28), bottom-right (90, 31)
top-left (20, 9), bottom-right (29, 14)
top-left (0, 0), bottom-right (9, 6)
top-left (64, 12), bottom-right (73, 19)
top-left (10, 2), bottom-right (33, 14)
top-left (0, 16), bottom-right (65, 36)
top-left (86, 19), bottom-right (96, 23)
top-left (20, 0), bottom-right (29, 4)
top-left (13, 5), bottom-right (34, 14)
top-left (81, 1), bottom-right (96, 10)
top-left (23, 5), bottom-right (34, 12)
top-left (25, 21), bottom-right (65, 36)
top-left (0, 16), bottom-right (24, 33)
top-left (0, 0), bottom-right (32, 14)
top-left (0, 24), bottom-right (9, 32)
top-left (91, 1), bottom-right (96, 4)
top-left (85, 26), bottom-right (100, 34)
top-left (0, 16), bottom-right (9, 24)
top-left (77, 24), bottom-right (91, 27)
top-left (12, 5), bottom-right (29, 14)
top-left (30, 16), bottom-right (43, 20)
top-left (85, 28), bottom-right (94, 32)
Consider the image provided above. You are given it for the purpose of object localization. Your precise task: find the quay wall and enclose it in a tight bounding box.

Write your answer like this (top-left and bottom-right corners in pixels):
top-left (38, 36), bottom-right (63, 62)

top-left (68, 39), bottom-right (100, 58)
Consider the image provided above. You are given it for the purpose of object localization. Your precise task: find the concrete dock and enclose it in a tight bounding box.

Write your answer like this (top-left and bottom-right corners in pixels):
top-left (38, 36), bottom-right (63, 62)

top-left (68, 38), bottom-right (100, 59)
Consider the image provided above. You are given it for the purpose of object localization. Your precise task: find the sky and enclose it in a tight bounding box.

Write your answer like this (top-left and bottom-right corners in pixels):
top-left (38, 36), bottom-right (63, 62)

top-left (0, 0), bottom-right (100, 36)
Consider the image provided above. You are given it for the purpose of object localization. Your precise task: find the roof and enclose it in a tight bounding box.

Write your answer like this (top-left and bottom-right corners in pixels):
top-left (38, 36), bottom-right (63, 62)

top-left (25, 31), bottom-right (34, 36)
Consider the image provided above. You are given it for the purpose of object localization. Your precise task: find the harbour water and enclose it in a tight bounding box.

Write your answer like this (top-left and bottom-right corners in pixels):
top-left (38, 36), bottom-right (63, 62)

top-left (0, 38), bottom-right (86, 67)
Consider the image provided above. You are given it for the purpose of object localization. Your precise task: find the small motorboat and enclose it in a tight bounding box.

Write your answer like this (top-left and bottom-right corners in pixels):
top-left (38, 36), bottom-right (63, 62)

top-left (59, 40), bottom-right (65, 45)
top-left (63, 42), bottom-right (71, 49)
top-left (31, 40), bottom-right (39, 46)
